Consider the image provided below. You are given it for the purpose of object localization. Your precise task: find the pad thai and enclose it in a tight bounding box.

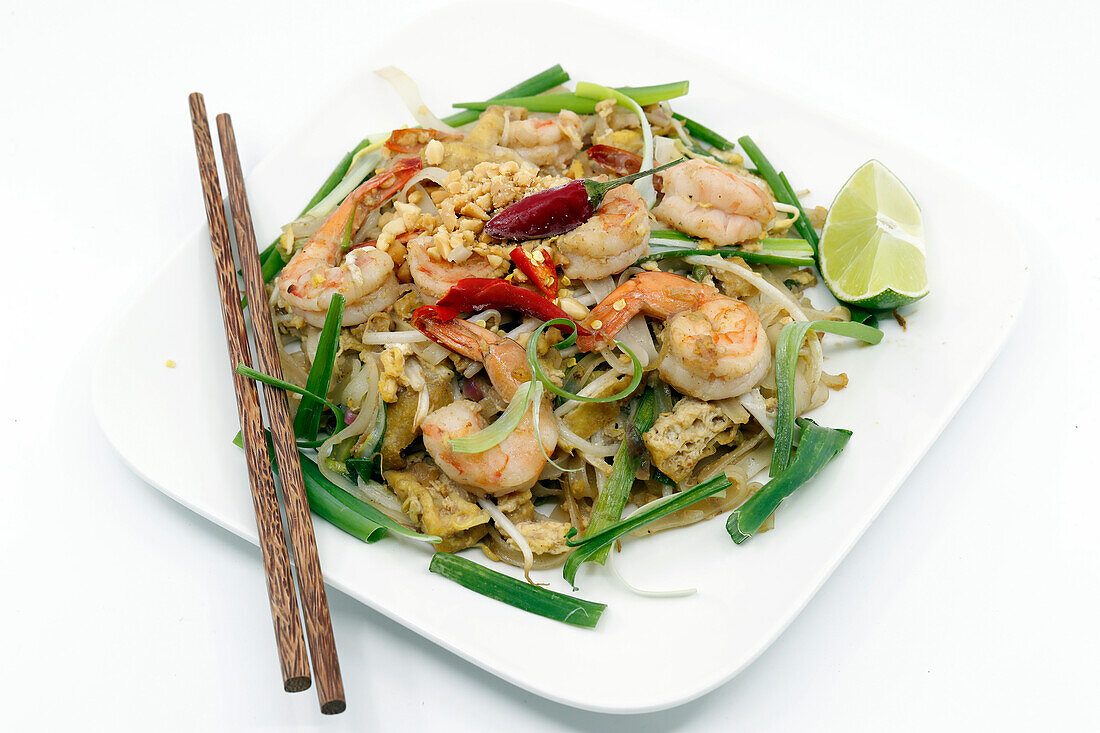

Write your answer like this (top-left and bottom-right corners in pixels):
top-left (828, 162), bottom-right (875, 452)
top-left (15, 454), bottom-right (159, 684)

top-left (237, 65), bottom-right (909, 621)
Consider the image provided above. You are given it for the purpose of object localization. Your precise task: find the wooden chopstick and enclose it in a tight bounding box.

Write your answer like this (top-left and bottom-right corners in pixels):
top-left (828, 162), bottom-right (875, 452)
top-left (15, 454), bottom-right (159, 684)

top-left (215, 113), bottom-right (346, 715)
top-left (187, 93), bottom-right (312, 695)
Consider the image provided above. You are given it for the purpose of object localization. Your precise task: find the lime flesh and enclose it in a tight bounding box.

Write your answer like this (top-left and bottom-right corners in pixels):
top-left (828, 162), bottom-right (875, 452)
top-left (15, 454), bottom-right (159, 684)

top-left (819, 160), bottom-right (928, 311)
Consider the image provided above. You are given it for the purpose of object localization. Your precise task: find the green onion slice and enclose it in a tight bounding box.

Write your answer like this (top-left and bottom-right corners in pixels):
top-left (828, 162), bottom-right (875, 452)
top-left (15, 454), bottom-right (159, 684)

top-left (670, 113), bottom-right (736, 151)
top-left (429, 553), bottom-right (606, 628)
top-left (442, 64), bottom-right (571, 128)
top-left (575, 81), bottom-right (656, 203)
top-left (728, 418), bottom-right (852, 543)
top-left (771, 320), bottom-right (882, 475)
top-left (293, 293), bottom-right (344, 441)
top-left (563, 474), bottom-right (732, 589)
top-left (449, 381), bottom-right (536, 454)
top-left (235, 364), bottom-right (344, 430)
top-left (584, 388), bottom-right (658, 564)
top-left (641, 232), bottom-right (815, 267)
top-left (455, 81), bottom-right (689, 116)
top-left (737, 136), bottom-right (820, 253)
top-left (526, 319), bottom-right (643, 404)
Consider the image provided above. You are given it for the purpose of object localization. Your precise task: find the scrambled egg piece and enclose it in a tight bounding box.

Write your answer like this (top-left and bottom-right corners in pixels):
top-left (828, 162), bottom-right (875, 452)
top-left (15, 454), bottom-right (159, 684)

top-left (643, 397), bottom-right (749, 483)
top-left (386, 462), bottom-right (489, 553)
top-left (508, 521), bottom-right (573, 555)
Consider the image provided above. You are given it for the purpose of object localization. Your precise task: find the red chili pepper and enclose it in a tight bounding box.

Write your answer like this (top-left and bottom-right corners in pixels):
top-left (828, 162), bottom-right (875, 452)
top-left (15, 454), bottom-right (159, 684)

top-left (484, 158), bottom-right (686, 241)
top-left (586, 144), bottom-right (643, 175)
top-left (425, 278), bottom-right (587, 336)
top-left (510, 247), bottom-right (558, 298)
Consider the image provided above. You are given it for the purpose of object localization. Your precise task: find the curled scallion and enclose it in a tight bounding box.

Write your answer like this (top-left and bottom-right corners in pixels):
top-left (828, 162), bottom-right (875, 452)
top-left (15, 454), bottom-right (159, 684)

top-left (771, 320), bottom-right (882, 475)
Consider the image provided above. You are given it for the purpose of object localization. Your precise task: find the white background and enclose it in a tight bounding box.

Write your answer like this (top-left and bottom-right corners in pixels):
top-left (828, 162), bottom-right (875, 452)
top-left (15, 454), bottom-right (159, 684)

top-left (2, 0), bottom-right (1097, 730)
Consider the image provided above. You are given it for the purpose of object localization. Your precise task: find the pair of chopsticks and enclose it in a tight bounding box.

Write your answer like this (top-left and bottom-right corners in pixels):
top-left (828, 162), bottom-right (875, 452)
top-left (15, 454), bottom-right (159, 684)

top-left (188, 93), bottom-right (345, 715)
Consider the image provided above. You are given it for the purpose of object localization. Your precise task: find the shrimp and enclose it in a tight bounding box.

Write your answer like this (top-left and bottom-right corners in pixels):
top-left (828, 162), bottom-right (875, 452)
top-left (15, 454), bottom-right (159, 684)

top-left (502, 109), bottom-right (584, 169)
top-left (412, 310), bottom-right (558, 496)
top-left (558, 182), bottom-right (650, 281)
top-left (406, 235), bottom-right (509, 299)
top-left (577, 271), bottom-right (770, 401)
top-left (652, 159), bottom-right (776, 245)
top-left (276, 158), bottom-right (422, 327)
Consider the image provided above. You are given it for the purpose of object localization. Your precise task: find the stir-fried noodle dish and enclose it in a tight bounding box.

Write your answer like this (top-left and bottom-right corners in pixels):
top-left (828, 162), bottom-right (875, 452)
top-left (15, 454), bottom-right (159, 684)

top-left (251, 66), bottom-right (902, 598)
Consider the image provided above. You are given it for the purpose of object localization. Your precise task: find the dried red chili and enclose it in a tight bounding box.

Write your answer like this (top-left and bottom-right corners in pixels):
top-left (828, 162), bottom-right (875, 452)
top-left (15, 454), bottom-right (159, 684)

top-left (483, 158), bottom-right (685, 241)
top-left (510, 246), bottom-right (558, 298)
top-left (586, 144), bottom-right (643, 175)
top-left (421, 278), bottom-right (587, 337)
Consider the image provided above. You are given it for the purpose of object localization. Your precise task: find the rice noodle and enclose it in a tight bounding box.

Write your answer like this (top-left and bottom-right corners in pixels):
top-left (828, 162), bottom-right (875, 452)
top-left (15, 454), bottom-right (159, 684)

top-left (346, 477), bottom-right (414, 526)
top-left (556, 422), bottom-right (620, 459)
top-left (478, 496), bottom-right (536, 582)
top-left (374, 66), bottom-right (456, 132)
top-left (485, 527), bottom-right (566, 570)
top-left (359, 331), bottom-right (430, 345)
top-left (316, 356), bottom-right (381, 495)
top-left (402, 358), bottom-right (430, 429)
top-left (738, 388), bottom-right (776, 437)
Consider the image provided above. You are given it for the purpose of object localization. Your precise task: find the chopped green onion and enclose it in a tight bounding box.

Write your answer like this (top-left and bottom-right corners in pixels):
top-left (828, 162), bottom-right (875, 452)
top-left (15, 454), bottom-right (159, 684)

top-left (737, 136), bottom-right (820, 253)
top-left (671, 113), bottom-right (736, 150)
top-left (574, 82), bottom-right (658, 203)
top-left (449, 381), bottom-right (536, 454)
top-left (429, 553), bottom-right (606, 628)
top-left (563, 474), bottom-right (732, 588)
top-left (455, 81), bottom-right (689, 115)
top-left (233, 432), bottom-right (430, 544)
top-left (234, 364), bottom-right (344, 429)
top-left (771, 320), bottom-right (882, 475)
top-left (442, 65), bottom-right (570, 128)
top-left (526, 319), bottom-right (643, 404)
top-left (641, 232), bottom-right (815, 267)
top-left (293, 293), bottom-right (344, 441)
top-left (728, 418), bottom-right (852, 543)
top-left (585, 389), bottom-right (658, 564)
top-left (345, 393), bottom-right (386, 481)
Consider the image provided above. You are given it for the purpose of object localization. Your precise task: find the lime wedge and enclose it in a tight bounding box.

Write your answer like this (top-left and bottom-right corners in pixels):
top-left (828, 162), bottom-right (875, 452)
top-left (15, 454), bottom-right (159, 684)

top-left (819, 160), bottom-right (927, 310)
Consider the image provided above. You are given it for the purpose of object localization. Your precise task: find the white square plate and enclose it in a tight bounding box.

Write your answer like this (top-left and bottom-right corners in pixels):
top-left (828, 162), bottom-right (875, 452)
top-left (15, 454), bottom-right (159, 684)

top-left (93, 0), bottom-right (1026, 713)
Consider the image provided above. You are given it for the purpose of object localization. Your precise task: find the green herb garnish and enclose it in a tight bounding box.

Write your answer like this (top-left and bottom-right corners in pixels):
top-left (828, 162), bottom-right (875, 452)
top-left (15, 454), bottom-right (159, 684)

top-left (293, 293), bottom-right (344, 441)
top-left (430, 553), bottom-right (606, 628)
top-left (585, 389), bottom-right (658, 564)
top-left (728, 418), bottom-right (852, 543)
top-left (771, 320), bottom-right (882, 474)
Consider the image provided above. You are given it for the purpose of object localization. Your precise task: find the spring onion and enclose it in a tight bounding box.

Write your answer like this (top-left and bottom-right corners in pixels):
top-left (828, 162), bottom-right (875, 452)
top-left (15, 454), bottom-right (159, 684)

top-left (585, 389), bottom-right (657, 564)
top-left (448, 380), bottom-right (537, 454)
top-left (671, 113), bottom-right (735, 150)
top-left (235, 432), bottom-right (393, 544)
top-left (641, 232), bottom-right (816, 267)
top-left (526, 319), bottom-right (643, 404)
top-left (429, 553), bottom-right (606, 628)
top-left (771, 320), bottom-right (883, 475)
top-left (293, 293), bottom-right (344, 441)
top-left (345, 393), bottom-right (386, 481)
top-left (442, 64), bottom-right (570, 128)
top-left (234, 364), bottom-right (344, 435)
top-left (575, 82), bottom-right (656, 205)
top-left (738, 136), bottom-right (820, 253)
top-left (454, 81), bottom-right (690, 115)
top-left (728, 418), bottom-right (852, 543)
top-left (563, 474), bottom-right (732, 588)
